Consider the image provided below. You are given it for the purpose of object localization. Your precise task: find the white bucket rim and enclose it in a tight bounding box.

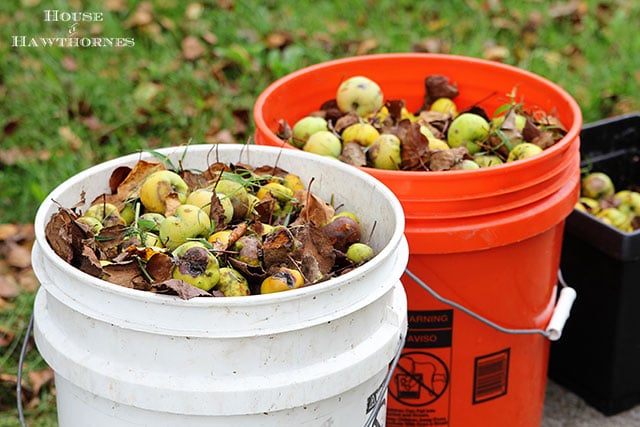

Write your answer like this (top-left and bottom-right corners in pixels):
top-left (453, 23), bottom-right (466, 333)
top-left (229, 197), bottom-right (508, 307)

top-left (33, 144), bottom-right (406, 308)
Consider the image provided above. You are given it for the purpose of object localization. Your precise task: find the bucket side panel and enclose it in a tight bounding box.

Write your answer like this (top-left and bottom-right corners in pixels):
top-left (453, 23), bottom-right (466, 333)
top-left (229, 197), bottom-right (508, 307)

top-left (386, 226), bottom-right (562, 427)
top-left (54, 370), bottom-right (389, 427)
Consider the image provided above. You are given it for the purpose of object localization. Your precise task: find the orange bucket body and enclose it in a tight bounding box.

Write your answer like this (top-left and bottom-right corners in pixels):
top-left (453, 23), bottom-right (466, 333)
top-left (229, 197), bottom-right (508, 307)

top-left (253, 53), bottom-right (583, 426)
top-left (390, 171), bottom-right (579, 426)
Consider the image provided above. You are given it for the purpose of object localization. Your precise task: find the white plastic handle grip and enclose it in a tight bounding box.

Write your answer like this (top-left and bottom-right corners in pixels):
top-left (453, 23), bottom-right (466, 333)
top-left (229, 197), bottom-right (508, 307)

top-left (545, 286), bottom-right (577, 341)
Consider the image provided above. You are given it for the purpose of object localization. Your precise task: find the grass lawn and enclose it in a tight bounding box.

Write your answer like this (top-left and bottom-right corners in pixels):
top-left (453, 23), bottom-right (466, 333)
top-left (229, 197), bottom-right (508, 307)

top-left (1, 0), bottom-right (638, 425)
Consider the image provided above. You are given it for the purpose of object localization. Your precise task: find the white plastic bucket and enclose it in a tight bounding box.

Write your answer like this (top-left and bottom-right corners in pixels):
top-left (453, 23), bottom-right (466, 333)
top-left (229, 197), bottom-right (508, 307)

top-left (32, 144), bottom-right (408, 427)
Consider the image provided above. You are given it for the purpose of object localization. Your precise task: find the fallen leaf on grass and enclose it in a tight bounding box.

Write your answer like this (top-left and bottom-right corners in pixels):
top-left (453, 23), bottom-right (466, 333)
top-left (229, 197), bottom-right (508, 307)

top-left (185, 2), bottom-right (204, 20)
top-left (17, 269), bottom-right (39, 292)
top-left (125, 1), bottom-right (154, 28)
top-left (28, 368), bottom-right (55, 396)
top-left (0, 324), bottom-right (16, 347)
top-left (0, 224), bottom-right (20, 241)
top-left (0, 275), bottom-right (20, 299)
top-left (0, 146), bottom-right (51, 166)
top-left (182, 36), bottom-right (205, 61)
top-left (58, 126), bottom-right (83, 151)
top-left (2, 241), bottom-right (32, 269)
top-left (266, 31), bottom-right (293, 49)
top-left (3, 117), bottom-right (19, 136)
top-left (61, 55), bottom-right (78, 71)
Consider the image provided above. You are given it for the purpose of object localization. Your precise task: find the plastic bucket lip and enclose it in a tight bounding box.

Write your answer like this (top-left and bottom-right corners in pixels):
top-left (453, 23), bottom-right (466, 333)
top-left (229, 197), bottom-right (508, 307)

top-left (32, 145), bottom-right (406, 323)
top-left (253, 52), bottom-right (583, 197)
top-left (402, 147), bottom-right (580, 219)
top-left (404, 165), bottom-right (580, 254)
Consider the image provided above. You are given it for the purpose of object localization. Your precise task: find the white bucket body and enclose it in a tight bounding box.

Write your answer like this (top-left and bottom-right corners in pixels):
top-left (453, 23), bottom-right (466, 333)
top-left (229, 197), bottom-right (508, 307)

top-left (32, 145), bottom-right (409, 427)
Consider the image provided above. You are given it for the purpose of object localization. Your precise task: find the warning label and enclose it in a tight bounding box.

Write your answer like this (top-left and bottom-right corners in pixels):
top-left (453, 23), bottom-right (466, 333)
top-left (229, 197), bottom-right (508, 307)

top-left (387, 310), bottom-right (452, 426)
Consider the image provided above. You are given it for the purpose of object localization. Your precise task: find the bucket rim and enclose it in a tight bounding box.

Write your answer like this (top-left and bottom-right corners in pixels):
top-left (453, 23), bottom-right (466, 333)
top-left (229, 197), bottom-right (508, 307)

top-left (33, 144), bottom-right (406, 307)
top-left (254, 52), bottom-right (583, 178)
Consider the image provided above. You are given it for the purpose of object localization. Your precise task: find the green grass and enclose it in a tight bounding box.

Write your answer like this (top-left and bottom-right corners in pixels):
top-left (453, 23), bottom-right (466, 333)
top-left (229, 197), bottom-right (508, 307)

top-left (1, 0), bottom-right (639, 425)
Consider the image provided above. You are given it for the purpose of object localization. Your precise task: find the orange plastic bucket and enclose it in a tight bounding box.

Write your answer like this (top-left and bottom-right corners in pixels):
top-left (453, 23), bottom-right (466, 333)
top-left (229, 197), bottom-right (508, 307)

top-left (253, 53), bottom-right (582, 426)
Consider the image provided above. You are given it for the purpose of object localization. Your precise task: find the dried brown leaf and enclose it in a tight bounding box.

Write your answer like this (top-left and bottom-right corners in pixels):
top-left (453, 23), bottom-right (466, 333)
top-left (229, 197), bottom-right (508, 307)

top-left (58, 126), bottom-right (83, 151)
top-left (413, 37), bottom-right (448, 54)
top-left (45, 208), bottom-right (78, 264)
top-left (532, 131), bottom-right (558, 150)
top-left (17, 269), bottom-right (39, 292)
top-left (103, 260), bottom-right (146, 289)
top-left (3, 117), bottom-right (19, 136)
top-left (78, 245), bottom-right (103, 278)
top-left (399, 121), bottom-right (430, 171)
top-left (266, 31), bottom-right (293, 49)
top-left (203, 162), bottom-right (231, 181)
top-left (292, 189), bottom-right (335, 227)
top-left (430, 147), bottom-right (468, 171)
top-left (105, 0), bottom-right (128, 12)
top-left (522, 117), bottom-right (542, 142)
top-left (151, 278), bottom-right (212, 299)
top-left (339, 142), bottom-right (366, 167)
top-left (334, 112), bottom-right (360, 133)
top-left (108, 166), bottom-right (132, 194)
top-left (182, 36), bottom-right (205, 61)
top-left (209, 194), bottom-right (227, 232)
top-left (146, 252), bottom-right (173, 282)
top-left (0, 275), bottom-right (20, 299)
top-left (185, 2), bottom-right (204, 20)
top-left (125, 1), bottom-right (154, 28)
top-left (209, 129), bottom-right (236, 144)
top-left (421, 75), bottom-right (459, 110)
top-left (203, 31), bottom-right (218, 45)
top-left (292, 224), bottom-right (335, 278)
top-left (262, 226), bottom-right (296, 270)
top-left (0, 323), bottom-right (16, 347)
top-left (356, 38), bottom-right (378, 55)
top-left (3, 241), bottom-right (32, 269)
top-left (27, 369), bottom-right (54, 395)
top-left (99, 160), bottom-right (164, 209)
top-left (483, 44), bottom-right (510, 62)
top-left (61, 55), bottom-right (78, 71)
top-left (0, 224), bottom-right (20, 241)
top-left (0, 147), bottom-right (51, 166)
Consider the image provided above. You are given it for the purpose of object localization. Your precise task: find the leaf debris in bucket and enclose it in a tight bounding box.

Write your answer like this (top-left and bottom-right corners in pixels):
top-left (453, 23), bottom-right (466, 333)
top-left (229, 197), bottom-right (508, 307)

top-left (279, 74), bottom-right (568, 170)
top-left (44, 156), bottom-right (376, 299)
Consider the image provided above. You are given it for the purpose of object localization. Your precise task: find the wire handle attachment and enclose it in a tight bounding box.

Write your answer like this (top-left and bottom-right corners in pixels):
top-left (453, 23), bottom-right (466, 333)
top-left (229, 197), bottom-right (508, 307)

top-left (404, 269), bottom-right (576, 341)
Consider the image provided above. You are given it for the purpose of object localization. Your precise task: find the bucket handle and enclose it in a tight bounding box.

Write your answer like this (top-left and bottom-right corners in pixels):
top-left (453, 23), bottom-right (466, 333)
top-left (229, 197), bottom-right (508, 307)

top-left (17, 312), bottom-right (33, 427)
top-left (363, 333), bottom-right (405, 427)
top-left (404, 269), bottom-right (576, 341)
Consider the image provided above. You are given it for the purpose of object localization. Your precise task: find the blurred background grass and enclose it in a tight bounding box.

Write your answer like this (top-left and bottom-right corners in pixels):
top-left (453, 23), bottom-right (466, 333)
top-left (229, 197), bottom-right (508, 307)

top-left (1, 0), bottom-right (639, 425)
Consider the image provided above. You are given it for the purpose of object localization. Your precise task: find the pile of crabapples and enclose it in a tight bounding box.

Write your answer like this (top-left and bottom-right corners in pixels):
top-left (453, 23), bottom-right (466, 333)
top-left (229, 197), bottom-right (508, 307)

top-left (282, 75), bottom-right (567, 171)
top-left (58, 159), bottom-right (376, 297)
top-left (576, 172), bottom-right (640, 233)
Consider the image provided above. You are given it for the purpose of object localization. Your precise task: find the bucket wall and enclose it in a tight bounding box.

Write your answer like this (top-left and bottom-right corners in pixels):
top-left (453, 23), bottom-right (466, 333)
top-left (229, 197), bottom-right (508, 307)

top-left (32, 145), bottom-right (409, 427)
top-left (385, 171), bottom-right (580, 427)
top-left (253, 54), bottom-right (583, 426)
top-left (387, 226), bottom-right (564, 426)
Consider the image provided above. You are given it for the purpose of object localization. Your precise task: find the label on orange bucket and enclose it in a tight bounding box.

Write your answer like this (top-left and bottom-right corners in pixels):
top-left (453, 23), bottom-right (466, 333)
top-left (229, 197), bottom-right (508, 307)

top-left (472, 348), bottom-right (510, 404)
top-left (387, 310), bottom-right (452, 426)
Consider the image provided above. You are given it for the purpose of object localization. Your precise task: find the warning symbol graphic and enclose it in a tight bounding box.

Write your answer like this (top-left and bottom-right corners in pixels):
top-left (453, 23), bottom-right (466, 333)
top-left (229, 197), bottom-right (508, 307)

top-left (389, 351), bottom-right (449, 407)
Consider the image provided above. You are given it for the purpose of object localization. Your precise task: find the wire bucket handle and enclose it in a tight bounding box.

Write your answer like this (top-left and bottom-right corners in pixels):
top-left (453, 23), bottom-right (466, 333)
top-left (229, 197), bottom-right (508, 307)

top-left (404, 268), bottom-right (577, 341)
top-left (363, 333), bottom-right (405, 427)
